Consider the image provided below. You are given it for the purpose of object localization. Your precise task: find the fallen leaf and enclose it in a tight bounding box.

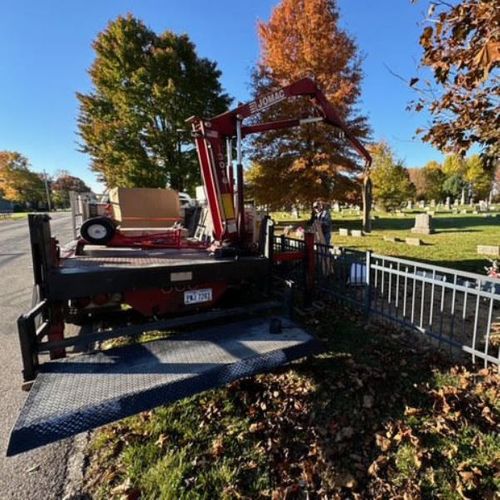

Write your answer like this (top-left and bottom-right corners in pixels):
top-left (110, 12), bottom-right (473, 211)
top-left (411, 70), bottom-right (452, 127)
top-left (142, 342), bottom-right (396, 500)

top-left (375, 433), bottom-right (391, 451)
top-left (212, 437), bottom-right (224, 457)
top-left (155, 434), bottom-right (167, 448)
top-left (249, 422), bottom-right (265, 433)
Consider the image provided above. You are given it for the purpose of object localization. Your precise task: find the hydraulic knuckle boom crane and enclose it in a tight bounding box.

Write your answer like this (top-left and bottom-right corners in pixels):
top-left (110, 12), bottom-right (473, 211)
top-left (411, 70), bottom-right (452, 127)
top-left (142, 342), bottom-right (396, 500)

top-left (187, 76), bottom-right (371, 247)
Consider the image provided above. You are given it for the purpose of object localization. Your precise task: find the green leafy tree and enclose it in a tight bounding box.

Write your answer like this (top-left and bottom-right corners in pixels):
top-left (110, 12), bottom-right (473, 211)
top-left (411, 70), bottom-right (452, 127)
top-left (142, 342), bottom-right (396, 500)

top-left (465, 154), bottom-right (493, 201)
top-left (0, 151), bottom-right (45, 206)
top-left (78, 15), bottom-right (231, 191)
top-left (442, 154), bottom-right (466, 178)
top-left (443, 174), bottom-right (467, 200)
top-left (51, 170), bottom-right (90, 208)
top-left (408, 167), bottom-right (426, 200)
top-left (422, 160), bottom-right (446, 202)
top-left (247, 0), bottom-right (370, 208)
top-left (370, 143), bottom-right (415, 211)
top-left (408, 161), bottom-right (445, 202)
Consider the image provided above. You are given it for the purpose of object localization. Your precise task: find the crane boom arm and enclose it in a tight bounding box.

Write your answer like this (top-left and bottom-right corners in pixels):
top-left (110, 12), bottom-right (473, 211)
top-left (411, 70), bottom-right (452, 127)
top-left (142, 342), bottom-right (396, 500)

top-left (187, 77), bottom-right (371, 244)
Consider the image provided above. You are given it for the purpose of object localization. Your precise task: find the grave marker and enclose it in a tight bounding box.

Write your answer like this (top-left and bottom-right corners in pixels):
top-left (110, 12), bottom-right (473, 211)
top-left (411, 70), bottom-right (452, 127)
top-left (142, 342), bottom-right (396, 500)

top-left (406, 237), bottom-right (422, 246)
top-left (477, 245), bottom-right (500, 257)
top-left (411, 213), bottom-right (434, 235)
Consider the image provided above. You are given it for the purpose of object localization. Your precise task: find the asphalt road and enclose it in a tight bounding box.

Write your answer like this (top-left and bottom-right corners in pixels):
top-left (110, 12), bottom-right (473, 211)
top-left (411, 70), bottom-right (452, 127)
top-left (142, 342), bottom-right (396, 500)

top-left (0, 213), bottom-right (76, 500)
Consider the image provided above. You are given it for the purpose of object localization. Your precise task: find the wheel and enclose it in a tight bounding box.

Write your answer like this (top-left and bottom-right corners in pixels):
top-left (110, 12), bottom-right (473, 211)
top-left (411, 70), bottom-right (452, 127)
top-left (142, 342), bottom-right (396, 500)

top-left (80, 217), bottom-right (116, 245)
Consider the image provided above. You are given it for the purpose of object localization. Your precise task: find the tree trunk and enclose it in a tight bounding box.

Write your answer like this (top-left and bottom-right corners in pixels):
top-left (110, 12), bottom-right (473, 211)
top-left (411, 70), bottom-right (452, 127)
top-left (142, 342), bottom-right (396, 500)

top-left (362, 175), bottom-right (372, 233)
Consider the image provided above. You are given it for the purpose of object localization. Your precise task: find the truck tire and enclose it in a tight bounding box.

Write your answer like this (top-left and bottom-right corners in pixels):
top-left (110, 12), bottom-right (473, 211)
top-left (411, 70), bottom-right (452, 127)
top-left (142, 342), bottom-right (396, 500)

top-left (80, 217), bottom-right (116, 245)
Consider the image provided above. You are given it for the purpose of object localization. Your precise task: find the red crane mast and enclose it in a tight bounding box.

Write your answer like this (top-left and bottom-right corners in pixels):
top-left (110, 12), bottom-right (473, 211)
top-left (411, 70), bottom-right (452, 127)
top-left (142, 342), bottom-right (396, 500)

top-left (187, 77), bottom-right (372, 244)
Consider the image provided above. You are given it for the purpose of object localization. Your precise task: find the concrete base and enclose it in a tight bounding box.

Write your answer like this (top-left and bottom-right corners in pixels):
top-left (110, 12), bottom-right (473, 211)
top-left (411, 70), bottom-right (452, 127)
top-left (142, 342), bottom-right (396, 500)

top-left (411, 228), bottom-right (434, 235)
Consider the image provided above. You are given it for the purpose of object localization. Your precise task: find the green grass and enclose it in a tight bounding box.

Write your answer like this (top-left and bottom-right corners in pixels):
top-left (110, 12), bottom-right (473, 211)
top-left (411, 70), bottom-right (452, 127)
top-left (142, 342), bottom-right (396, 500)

top-left (274, 210), bottom-right (500, 273)
top-left (0, 212), bottom-right (28, 221)
top-left (82, 306), bottom-right (499, 499)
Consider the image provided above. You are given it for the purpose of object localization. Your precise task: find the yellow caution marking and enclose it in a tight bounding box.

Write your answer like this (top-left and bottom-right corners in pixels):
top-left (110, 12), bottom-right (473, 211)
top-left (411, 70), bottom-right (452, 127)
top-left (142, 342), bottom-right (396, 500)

top-left (221, 194), bottom-right (235, 219)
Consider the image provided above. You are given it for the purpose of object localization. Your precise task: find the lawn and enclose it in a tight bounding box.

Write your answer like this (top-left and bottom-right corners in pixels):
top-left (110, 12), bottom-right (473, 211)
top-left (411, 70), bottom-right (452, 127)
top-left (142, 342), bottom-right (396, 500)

top-left (0, 212), bottom-right (28, 221)
top-left (82, 306), bottom-right (499, 499)
top-left (274, 210), bottom-right (500, 274)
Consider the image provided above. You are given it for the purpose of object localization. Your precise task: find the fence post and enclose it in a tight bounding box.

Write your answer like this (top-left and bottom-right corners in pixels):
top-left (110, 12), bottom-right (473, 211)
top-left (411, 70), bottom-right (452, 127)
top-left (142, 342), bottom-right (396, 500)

top-left (265, 220), bottom-right (274, 296)
top-left (364, 250), bottom-right (372, 316)
top-left (304, 232), bottom-right (315, 306)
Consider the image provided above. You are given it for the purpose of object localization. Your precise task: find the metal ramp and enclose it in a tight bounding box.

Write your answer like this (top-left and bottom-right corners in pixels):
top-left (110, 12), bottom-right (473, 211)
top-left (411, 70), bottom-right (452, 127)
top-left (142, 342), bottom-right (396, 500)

top-left (7, 316), bottom-right (321, 456)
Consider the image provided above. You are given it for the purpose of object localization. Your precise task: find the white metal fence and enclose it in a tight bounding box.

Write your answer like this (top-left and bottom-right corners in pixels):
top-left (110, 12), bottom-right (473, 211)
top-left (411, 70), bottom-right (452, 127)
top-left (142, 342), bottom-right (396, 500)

top-left (278, 236), bottom-right (500, 367)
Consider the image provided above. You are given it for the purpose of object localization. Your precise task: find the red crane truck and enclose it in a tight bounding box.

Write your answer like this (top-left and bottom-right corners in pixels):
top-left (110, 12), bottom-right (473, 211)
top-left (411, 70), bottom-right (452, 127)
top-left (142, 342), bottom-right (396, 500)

top-left (7, 77), bottom-right (371, 456)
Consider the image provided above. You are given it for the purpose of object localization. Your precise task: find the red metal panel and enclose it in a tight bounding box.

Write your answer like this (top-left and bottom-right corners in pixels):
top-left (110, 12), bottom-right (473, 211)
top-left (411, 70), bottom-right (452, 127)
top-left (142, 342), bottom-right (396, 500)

top-left (273, 251), bottom-right (306, 263)
top-left (123, 282), bottom-right (228, 317)
top-left (190, 120), bottom-right (238, 242)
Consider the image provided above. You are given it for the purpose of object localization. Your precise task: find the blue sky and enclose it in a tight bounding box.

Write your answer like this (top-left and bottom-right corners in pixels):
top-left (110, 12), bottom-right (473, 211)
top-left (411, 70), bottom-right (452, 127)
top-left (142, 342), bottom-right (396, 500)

top-left (0, 0), bottom-right (441, 191)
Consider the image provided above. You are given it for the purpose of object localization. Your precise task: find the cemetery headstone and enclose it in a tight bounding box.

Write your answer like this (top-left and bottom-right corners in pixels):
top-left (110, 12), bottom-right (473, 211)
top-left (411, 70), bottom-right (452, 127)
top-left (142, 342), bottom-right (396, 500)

top-left (411, 213), bottom-right (434, 235)
top-left (477, 245), bottom-right (500, 257)
top-left (339, 228), bottom-right (349, 236)
top-left (351, 229), bottom-right (363, 237)
top-left (406, 237), bottom-right (422, 246)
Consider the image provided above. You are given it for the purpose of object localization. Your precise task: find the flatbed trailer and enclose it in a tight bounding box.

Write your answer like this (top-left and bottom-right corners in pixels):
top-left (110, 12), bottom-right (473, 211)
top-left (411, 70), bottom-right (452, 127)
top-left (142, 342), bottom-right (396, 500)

top-left (19, 213), bottom-right (278, 382)
top-left (8, 213), bottom-right (318, 455)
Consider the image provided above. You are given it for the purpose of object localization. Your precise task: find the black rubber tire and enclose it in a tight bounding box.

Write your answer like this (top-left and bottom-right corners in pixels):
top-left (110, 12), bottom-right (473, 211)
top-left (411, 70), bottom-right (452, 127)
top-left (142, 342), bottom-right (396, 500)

top-left (80, 217), bottom-right (116, 245)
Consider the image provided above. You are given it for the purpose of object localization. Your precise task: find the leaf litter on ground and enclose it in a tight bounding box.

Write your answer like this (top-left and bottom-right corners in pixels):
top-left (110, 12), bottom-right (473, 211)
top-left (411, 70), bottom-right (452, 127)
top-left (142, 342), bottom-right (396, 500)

top-left (83, 304), bottom-right (499, 499)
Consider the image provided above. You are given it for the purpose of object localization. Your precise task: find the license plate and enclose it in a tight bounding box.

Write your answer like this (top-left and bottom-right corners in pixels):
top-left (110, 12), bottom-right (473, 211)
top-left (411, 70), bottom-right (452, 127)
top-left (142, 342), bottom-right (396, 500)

top-left (184, 288), bottom-right (213, 305)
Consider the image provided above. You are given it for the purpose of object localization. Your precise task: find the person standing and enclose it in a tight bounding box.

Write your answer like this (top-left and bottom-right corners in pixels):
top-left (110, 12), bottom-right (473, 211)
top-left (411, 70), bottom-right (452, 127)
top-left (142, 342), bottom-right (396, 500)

top-left (311, 200), bottom-right (332, 245)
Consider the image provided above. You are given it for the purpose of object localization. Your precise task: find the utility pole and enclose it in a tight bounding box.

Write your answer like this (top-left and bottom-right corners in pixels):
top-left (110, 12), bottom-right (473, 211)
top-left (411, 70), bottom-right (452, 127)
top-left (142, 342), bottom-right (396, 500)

top-left (43, 170), bottom-right (52, 212)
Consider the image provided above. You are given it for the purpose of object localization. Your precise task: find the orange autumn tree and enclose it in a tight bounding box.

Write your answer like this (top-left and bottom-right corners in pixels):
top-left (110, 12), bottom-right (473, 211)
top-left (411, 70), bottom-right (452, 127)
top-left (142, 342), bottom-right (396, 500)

top-left (246, 0), bottom-right (370, 210)
top-left (0, 151), bottom-right (45, 206)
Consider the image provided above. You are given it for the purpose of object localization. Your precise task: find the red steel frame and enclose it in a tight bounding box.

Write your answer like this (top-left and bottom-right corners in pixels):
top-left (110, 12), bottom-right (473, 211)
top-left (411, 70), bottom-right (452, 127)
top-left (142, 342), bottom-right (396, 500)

top-left (188, 77), bottom-right (372, 245)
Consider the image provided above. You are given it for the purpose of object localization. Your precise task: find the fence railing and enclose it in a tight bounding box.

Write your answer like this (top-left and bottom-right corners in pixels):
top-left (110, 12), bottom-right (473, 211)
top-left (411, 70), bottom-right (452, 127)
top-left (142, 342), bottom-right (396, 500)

top-left (276, 236), bottom-right (500, 367)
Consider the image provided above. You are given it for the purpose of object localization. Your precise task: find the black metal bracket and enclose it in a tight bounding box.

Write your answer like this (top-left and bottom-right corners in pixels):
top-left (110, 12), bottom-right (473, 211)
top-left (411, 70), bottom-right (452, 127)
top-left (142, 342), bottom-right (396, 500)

top-left (18, 299), bottom-right (49, 384)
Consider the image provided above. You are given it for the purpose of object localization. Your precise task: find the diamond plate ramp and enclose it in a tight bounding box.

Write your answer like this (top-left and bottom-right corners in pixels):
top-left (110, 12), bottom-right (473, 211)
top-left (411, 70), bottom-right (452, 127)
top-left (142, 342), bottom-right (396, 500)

top-left (7, 316), bottom-right (322, 456)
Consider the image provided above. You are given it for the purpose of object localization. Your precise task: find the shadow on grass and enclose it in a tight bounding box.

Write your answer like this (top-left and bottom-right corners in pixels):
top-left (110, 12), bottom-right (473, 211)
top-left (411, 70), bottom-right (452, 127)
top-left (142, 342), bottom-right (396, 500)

top-left (433, 229), bottom-right (480, 233)
top-left (277, 215), bottom-right (498, 234)
top-left (283, 309), bottom-right (453, 490)
top-left (418, 258), bottom-right (493, 274)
